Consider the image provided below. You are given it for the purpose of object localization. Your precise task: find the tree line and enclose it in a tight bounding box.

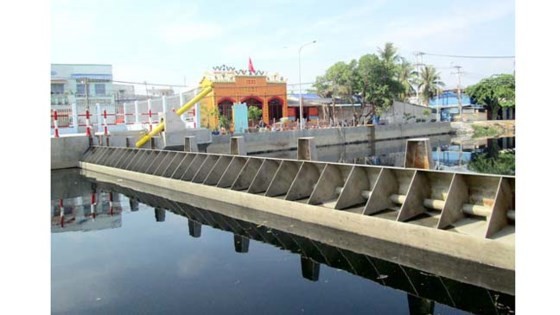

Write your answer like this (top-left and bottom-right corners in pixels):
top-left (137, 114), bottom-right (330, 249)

top-left (313, 42), bottom-right (515, 122)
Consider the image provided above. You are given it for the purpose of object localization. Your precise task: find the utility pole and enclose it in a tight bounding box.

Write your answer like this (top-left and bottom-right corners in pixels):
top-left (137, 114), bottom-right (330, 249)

top-left (85, 78), bottom-right (89, 111)
top-left (452, 65), bottom-right (463, 118)
top-left (413, 51), bottom-right (425, 104)
top-left (144, 81), bottom-right (149, 99)
top-left (298, 40), bottom-right (317, 129)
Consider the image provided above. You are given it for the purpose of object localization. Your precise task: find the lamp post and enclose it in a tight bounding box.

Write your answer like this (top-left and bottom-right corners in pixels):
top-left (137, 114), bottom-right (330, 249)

top-left (299, 40), bottom-right (317, 129)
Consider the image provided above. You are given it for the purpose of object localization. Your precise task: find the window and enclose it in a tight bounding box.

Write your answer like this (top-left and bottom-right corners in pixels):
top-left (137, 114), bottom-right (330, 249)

top-left (95, 84), bottom-right (106, 96)
top-left (76, 84), bottom-right (86, 96)
top-left (51, 84), bottom-right (64, 94)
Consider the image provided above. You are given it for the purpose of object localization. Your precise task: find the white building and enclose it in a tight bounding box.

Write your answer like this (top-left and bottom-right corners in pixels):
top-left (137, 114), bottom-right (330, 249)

top-left (51, 64), bottom-right (115, 109)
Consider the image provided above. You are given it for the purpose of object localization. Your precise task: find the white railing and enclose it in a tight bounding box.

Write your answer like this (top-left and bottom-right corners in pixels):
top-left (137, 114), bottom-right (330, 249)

top-left (50, 91), bottom-right (194, 136)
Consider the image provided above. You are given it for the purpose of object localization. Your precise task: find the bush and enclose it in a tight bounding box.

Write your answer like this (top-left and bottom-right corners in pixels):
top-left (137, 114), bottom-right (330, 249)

top-left (468, 151), bottom-right (515, 175)
top-left (472, 125), bottom-right (502, 138)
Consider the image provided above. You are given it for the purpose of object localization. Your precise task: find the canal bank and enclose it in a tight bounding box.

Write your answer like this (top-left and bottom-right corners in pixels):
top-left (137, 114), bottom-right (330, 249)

top-left (51, 122), bottom-right (454, 170)
top-left (206, 122), bottom-right (452, 154)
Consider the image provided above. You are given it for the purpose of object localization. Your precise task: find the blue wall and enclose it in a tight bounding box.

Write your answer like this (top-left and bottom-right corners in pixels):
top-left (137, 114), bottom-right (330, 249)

top-left (429, 91), bottom-right (473, 107)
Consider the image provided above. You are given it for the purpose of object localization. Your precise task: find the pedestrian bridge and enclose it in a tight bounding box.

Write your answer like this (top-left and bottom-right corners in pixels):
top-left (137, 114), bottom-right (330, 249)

top-left (79, 145), bottom-right (515, 279)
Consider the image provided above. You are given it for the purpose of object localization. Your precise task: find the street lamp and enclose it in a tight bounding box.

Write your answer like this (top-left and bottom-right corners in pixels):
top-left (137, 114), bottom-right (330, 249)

top-left (299, 40), bottom-right (317, 129)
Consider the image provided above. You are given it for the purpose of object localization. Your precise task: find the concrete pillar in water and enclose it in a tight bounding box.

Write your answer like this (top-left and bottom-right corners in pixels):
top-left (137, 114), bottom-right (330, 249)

top-left (297, 137), bottom-right (317, 161)
top-left (129, 198), bottom-right (139, 212)
top-left (155, 208), bottom-right (165, 222)
top-left (230, 136), bottom-right (246, 155)
top-left (407, 294), bottom-right (434, 315)
top-left (234, 234), bottom-right (250, 253)
top-left (188, 219), bottom-right (201, 238)
top-left (300, 256), bottom-right (320, 281)
top-left (404, 138), bottom-right (434, 169)
top-left (185, 136), bottom-right (198, 153)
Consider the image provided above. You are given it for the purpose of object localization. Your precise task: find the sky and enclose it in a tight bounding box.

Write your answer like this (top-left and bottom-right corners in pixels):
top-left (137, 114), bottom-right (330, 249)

top-left (50, 0), bottom-right (516, 94)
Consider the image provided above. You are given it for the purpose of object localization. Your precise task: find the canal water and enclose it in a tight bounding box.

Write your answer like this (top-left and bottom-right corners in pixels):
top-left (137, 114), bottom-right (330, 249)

top-left (52, 166), bottom-right (515, 314)
top-left (254, 135), bottom-right (515, 176)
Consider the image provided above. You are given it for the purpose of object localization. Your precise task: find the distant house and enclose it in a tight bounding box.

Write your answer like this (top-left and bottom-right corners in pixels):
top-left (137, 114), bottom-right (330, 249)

top-left (287, 93), bottom-right (365, 124)
top-left (428, 90), bottom-right (486, 121)
top-left (51, 64), bottom-right (115, 109)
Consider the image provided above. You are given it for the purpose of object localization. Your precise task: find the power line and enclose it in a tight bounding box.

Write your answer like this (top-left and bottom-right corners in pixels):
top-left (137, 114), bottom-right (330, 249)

top-left (55, 77), bottom-right (317, 88)
top-left (419, 52), bottom-right (515, 59)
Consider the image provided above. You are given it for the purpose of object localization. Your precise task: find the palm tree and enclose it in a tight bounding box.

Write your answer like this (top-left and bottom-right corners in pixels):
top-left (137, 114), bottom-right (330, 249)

top-left (377, 42), bottom-right (399, 66)
top-left (418, 65), bottom-right (445, 106)
top-left (396, 58), bottom-right (416, 102)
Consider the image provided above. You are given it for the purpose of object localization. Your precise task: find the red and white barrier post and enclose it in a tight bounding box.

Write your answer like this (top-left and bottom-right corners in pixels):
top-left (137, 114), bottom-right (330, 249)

top-left (90, 191), bottom-right (97, 219)
top-left (109, 192), bottom-right (114, 216)
top-left (103, 109), bottom-right (109, 136)
top-left (86, 109), bottom-right (92, 137)
top-left (53, 110), bottom-right (60, 138)
top-left (148, 108), bottom-right (153, 132)
top-left (193, 107), bottom-right (197, 128)
top-left (59, 199), bottom-right (64, 228)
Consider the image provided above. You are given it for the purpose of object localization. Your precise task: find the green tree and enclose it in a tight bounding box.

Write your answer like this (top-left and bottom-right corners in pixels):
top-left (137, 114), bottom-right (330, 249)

top-left (396, 58), bottom-right (417, 102)
top-left (247, 105), bottom-right (262, 127)
top-left (314, 42), bottom-right (425, 122)
top-left (218, 114), bottom-right (230, 131)
top-left (314, 60), bottom-right (358, 123)
top-left (465, 74), bottom-right (515, 120)
top-left (357, 53), bottom-right (402, 115)
top-left (418, 65), bottom-right (445, 106)
top-left (378, 42), bottom-right (399, 67)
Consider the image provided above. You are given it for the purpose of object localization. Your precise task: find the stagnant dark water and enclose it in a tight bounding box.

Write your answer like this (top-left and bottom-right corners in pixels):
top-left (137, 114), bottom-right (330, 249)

top-left (51, 169), bottom-right (515, 314)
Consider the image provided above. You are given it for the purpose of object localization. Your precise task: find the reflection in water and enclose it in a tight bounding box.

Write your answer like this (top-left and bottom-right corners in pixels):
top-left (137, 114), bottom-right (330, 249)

top-left (52, 169), bottom-right (515, 314)
top-left (252, 135), bottom-right (515, 175)
top-left (51, 178), bottom-right (123, 233)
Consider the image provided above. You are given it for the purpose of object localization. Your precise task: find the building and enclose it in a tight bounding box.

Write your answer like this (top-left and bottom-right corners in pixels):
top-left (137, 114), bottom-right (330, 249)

top-left (150, 87), bottom-right (175, 97)
top-left (286, 93), bottom-right (330, 122)
top-left (428, 90), bottom-right (485, 121)
top-left (198, 65), bottom-right (288, 130)
top-left (113, 84), bottom-right (137, 106)
top-left (287, 93), bottom-right (368, 125)
top-left (51, 64), bottom-right (115, 110)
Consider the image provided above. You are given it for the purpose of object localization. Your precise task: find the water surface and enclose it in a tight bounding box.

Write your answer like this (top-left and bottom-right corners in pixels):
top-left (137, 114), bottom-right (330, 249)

top-left (51, 169), bottom-right (515, 314)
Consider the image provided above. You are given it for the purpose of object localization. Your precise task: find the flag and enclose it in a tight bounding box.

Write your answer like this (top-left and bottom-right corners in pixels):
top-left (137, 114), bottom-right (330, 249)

top-left (248, 58), bottom-right (255, 74)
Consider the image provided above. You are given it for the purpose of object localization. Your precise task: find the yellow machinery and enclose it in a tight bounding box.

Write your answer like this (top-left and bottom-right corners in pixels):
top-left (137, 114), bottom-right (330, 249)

top-left (135, 84), bottom-right (213, 148)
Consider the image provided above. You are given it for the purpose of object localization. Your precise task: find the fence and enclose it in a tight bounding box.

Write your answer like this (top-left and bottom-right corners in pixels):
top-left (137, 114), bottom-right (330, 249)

top-left (50, 90), bottom-right (202, 136)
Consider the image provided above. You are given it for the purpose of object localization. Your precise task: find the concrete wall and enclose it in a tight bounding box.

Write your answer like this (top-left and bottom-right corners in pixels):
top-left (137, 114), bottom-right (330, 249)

top-left (51, 135), bottom-right (90, 169)
top-left (206, 123), bottom-right (452, 154)
top-left (381, 101), bottom-right (435, 124)
top-left (51, 123), bottom-right (453, 169)
top-left (374, 122), bottom-right (452, 141)
top-left (207, 126), bottom-right (375, 154)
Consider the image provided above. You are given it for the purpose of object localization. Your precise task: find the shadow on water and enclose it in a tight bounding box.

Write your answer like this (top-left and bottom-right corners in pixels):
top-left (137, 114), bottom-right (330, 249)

top-left (51, 169), bottom-right (515, 314)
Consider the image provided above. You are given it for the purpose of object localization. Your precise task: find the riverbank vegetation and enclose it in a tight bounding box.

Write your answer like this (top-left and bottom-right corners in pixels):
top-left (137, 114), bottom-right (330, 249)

top-left (465, 74), bottom-right (515, 120)
top-left (472, 124), bottom-right (503, 138)
top-left (468, 151), bottom-right (515, 175)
